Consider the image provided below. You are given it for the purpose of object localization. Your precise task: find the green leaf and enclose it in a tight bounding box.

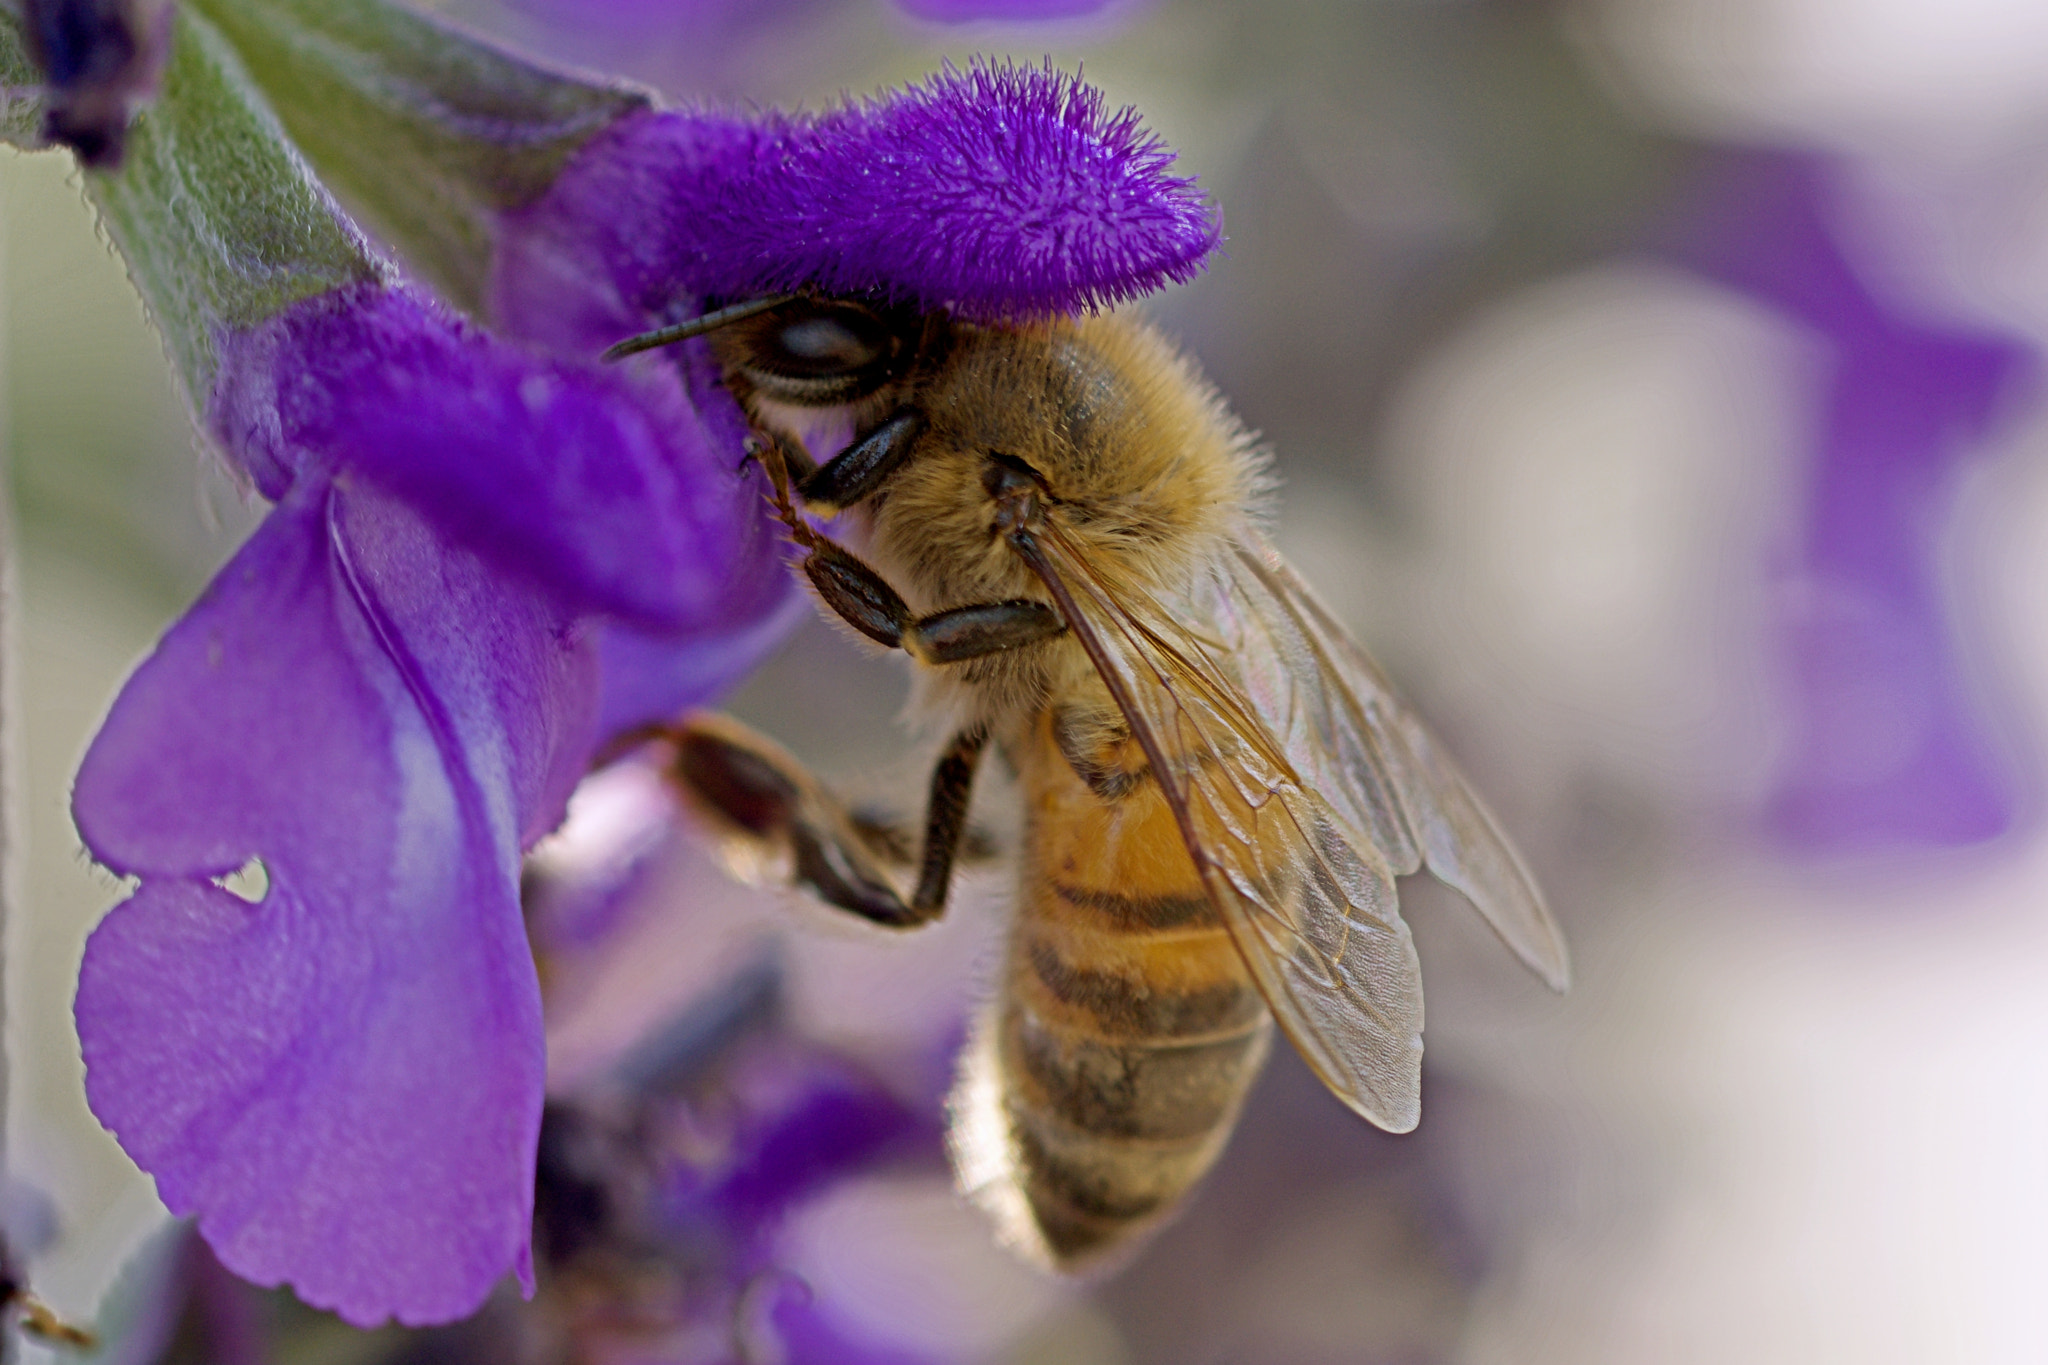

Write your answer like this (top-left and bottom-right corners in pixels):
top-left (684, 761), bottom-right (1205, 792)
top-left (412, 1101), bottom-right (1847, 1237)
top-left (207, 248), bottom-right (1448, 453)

top-left (82, 6), bottom-right (384, 404)
top-left (184, 0), bottom-right (652, 314)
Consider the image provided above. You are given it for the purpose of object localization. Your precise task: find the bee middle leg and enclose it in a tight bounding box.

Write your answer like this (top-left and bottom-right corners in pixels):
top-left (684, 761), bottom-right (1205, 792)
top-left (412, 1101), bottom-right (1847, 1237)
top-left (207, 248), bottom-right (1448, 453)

top-left (660, 713), bottom-right (988, 928)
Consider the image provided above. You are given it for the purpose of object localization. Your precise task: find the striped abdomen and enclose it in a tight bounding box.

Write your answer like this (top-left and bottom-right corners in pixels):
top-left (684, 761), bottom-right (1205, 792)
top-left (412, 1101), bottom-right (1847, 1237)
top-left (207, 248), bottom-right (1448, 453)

top-left (960, 706), bottom-right (1272, 1265)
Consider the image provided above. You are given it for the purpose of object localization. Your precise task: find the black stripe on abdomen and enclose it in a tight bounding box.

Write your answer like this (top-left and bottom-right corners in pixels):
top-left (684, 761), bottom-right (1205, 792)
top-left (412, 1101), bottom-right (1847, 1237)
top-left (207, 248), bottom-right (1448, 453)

top-left (1024, 938), bottom-right (1264, 1041)
top-left (1048, 880), bottom-right (1224, 932)
top-left (991, 995), bottom-right (1273, 1264)
top-left (1004, 999), bottom-right (1265, 1141)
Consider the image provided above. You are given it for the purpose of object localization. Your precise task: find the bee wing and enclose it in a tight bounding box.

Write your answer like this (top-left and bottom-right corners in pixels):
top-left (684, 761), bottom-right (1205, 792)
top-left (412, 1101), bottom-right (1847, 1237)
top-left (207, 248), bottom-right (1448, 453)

top-left (1214, 535), bottom-right (1570, 993)
top-left (1018, 524), bottom-right (1426, 1132)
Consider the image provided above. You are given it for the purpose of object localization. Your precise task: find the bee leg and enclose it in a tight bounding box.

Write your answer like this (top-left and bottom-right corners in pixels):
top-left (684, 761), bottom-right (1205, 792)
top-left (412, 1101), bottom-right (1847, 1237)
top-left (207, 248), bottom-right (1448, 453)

top-left (663, 713), bottom-right (933, 928)
top-left (799, 409), bottom-right (927, 514)
top-left (657, 715), bottom-right (989, 926)
top-left (911, 727), bottom-right (987, 913)
top-left (802, 539), bottom-right (921, 648)
top-left (804, 544), bottom-right (1067, 664)
top-left (742, 427), bottom-right (818, 483)
top-left (902, 600), bottom-right (1065, 664)
top-left (775, 448), bottom-right (1063, 664)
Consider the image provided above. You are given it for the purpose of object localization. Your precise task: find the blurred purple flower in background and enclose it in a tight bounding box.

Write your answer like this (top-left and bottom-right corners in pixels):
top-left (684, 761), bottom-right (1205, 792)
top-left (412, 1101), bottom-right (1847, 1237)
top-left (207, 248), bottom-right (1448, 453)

top-left (524, 781), bottom-right (955, 1364)
top-left (1661, 151), bottom-right (2037, 853)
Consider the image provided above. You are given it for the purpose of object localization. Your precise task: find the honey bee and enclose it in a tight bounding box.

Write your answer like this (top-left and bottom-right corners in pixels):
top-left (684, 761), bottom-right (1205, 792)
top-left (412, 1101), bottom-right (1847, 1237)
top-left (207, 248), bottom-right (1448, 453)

top-left (605, 293), bottom-right (1570, 1267)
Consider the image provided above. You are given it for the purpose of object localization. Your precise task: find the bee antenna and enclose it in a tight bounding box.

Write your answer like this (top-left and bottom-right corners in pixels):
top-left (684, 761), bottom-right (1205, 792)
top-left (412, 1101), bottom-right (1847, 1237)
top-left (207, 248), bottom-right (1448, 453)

top-left (601, 292), bottom-right (802, 362)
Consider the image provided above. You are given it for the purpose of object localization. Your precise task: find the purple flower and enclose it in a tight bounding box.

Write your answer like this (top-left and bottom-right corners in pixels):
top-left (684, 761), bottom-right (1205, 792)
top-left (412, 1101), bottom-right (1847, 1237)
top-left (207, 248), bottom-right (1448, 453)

top-left (1659, 151), bottom-right (2036, 853)
top-left (71, 283), bottom-right (775, 1327)
top-left (67, 43), bottom-right (1218, 1333)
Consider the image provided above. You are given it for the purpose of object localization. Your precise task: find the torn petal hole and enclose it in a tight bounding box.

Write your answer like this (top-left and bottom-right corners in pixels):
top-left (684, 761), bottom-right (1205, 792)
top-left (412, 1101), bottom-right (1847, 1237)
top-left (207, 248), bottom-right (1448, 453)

top-left (212, 857), bottom-right (271, 905)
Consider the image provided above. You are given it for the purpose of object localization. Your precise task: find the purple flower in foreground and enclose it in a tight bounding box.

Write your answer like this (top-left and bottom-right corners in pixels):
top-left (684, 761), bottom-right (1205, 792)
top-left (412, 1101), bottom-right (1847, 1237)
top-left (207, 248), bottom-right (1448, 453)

top-left (69, 51), bottom-right (1216, 1330)
top-left (72, 282), bottom-right (770, 1327)
top-left (1661, 151), bottom-right (2036, 852)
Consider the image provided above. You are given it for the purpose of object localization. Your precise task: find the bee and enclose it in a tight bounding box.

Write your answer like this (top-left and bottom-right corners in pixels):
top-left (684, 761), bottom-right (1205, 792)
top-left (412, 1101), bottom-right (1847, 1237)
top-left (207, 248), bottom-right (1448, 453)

top-left (603, 293), bottom-right (1570, 1267)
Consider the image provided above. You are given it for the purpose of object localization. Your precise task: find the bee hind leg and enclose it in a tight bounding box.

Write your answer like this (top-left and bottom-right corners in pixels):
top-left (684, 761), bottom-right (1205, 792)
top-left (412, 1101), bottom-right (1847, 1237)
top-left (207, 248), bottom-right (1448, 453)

top-left (655, 713), bottom-right (986, 928)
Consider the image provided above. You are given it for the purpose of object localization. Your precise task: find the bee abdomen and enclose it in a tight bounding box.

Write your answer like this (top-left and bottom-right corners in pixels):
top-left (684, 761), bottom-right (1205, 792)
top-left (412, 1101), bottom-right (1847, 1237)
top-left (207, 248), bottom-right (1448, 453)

top-left (992, 992), bottom-right (1271, 1264)
top-left (990, 913), bottom-right (1271, 1264)
top-left (1005, 1095), bottom-right (1238, 1261)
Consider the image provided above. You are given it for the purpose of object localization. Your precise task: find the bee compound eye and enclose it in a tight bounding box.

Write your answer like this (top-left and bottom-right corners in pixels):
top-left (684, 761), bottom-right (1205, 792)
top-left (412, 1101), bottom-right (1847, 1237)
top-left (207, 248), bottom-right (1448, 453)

top-left (716, 297), bottom-right (929, 407)
top-left (760, 304), bottom-right (893, 380)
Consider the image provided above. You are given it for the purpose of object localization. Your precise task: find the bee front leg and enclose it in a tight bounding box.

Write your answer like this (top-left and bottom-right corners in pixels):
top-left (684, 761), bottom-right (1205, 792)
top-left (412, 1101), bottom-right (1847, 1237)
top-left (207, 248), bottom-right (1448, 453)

top-left (659, 714), bottom-right (986, 928)
top-left (901, 599), bottom-right (1066, 664)
top-left (803, 544), bottom-right (1066, 662)
top-left (800, 539), bottom-right (921, 649)
top-left (755, 433), bottom-right (1066, 662)
top-left (798, 409), bottom-right (927, 514)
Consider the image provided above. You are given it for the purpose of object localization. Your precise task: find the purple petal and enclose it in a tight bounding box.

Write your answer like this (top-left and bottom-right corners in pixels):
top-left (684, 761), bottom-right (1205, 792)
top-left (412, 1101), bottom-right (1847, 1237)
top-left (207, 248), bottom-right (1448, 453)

top-left (211, 283), bottom-right (765, 629)
top-left (496, 62), bottom-right (1220, 330)
top-left (75, 481), bottom-right (599, 1326)
top-left (595, 574), bottom-right (807, 738)
top-left (78, 875), bottom-right (538, 1329)
top-left (76, 489), bottom-right (392, 883)
top-left (1657, 152), bottom-right (2034, 853)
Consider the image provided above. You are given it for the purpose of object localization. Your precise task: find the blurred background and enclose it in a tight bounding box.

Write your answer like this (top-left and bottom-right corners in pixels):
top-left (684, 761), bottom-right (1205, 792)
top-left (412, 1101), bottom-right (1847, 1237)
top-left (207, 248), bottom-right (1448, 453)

top-left (9, 0), bottom-right (2048, 1359)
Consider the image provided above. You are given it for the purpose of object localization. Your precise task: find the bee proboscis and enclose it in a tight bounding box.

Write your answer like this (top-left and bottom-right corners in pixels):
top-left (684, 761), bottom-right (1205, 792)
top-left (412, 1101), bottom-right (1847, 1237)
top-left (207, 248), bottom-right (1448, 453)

top-left (607, 294), bottom-right (1570, 1267)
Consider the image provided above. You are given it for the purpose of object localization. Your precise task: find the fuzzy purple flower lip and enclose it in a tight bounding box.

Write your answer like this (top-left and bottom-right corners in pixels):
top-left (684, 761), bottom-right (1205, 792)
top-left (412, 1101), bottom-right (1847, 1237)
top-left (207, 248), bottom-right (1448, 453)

top-left (494, 60), bottom-right (1221, 348)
